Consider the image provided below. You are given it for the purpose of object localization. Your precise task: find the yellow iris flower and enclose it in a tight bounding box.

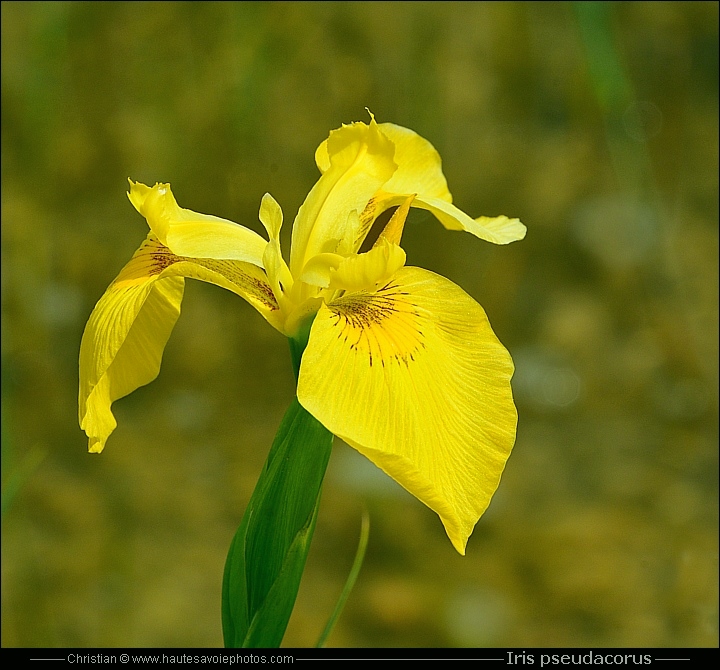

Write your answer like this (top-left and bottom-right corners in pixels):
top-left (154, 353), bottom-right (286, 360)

top-left (79, 116), bottom-right (526, 554)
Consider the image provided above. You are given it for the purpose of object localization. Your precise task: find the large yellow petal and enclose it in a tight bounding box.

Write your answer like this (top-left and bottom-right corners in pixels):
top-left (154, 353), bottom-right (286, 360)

top-left (128, 180), bottom-right (269, 263)
top-left (296, 267), bottom-right (517, 554)
top-left (79, 236), bottom-right (280, 453)
top-left (289, 118), bottom-right (397, 275)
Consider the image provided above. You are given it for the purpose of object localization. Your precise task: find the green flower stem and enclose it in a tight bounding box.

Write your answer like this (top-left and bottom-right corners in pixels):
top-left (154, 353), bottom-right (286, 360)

top-left (222, 322), bottom-right (334, 648)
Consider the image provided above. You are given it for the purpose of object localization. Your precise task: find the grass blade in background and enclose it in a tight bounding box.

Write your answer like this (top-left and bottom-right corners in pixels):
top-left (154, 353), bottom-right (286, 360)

top-left (316, 510), bottom-right (370, 648)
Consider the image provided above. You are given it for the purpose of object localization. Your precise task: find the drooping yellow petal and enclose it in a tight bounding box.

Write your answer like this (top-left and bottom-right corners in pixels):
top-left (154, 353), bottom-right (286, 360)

top-left (79, 268), bottom-right (183, 454)
top-left (127, 180), bottom-right (269, 263)
top-left (409, 195), bottom-right (527, 245)
top-left (375, 123), bottom-right (454, 202)
top-left (79, 236), bottom-right (280, 453)
top-left (317, 122), bottom-right (526, 245)
top-left (371, 121), bottom-right (527, 243)
top-left (289, 118), bottom-right (397, 276)
top-left (297, 267), bottom-right (517, 554)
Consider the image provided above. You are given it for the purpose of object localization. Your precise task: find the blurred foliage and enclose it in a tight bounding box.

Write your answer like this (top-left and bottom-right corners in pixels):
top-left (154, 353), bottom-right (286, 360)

top-left (2, 1), bottom-right (717, 648)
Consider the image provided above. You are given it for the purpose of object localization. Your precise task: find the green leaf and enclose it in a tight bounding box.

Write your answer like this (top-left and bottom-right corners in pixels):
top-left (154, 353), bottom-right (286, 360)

top-left (222, 397), bottom-right (333, 648)
top-left (222, 322), bottom-right (333, 648)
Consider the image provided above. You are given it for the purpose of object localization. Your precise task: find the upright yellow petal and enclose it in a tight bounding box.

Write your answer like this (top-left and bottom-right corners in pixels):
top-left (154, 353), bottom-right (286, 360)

top-left (289, 118), bottom-right (397, 275)
top-left (259, 193), bottom-right (294, 309)
top-left (297, 267), bottom-right (517, 554)
top-left (314, 122), bottom-right (444, 195)
top-left (258, 192), bottom-right (284, 240)
top-left (128, 180), bottom-right (269, 263)
top-left (79, 236), bottom-right (280, 453)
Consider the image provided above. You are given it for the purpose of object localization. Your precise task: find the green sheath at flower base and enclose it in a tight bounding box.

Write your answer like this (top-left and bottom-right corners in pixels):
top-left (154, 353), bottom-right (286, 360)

top-left (79, 113), bottom-right (525, 558)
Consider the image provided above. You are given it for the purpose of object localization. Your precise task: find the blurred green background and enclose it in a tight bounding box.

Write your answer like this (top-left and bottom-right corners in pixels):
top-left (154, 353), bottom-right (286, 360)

top-left (2, 1), bottom-right (717, 648)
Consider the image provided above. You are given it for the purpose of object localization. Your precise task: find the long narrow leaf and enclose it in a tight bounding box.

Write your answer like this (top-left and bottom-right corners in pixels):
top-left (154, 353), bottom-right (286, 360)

top-left (222, 398), bottom-right (333, 647)
top-left (222, 324), bottom-right (333, 648)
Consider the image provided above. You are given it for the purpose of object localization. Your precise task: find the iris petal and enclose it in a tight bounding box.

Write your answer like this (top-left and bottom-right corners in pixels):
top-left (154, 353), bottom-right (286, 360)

top-left (127, 180), bottom-right (269, 263)
top-left (315, 121), bottom-right (526, 245)
top-left (410, 195), bottom-right (527, 245)
top-left (296, 266), bottom-right (517, 554)
top-left (79, 236), bottom-right (280, 453)
top-left (375, 123), bottom-right (453, 202)
top-left (289, 118), bottom-right (397, 275)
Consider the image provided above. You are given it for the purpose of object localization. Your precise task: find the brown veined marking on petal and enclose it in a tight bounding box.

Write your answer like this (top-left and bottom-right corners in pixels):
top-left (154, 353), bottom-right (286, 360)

top-left (111, 237), bottom-right (176, 287)
top-left (354, 196), bottom-right (380, 249)
top-left (192, 257), bottom-right (279, 311)
top-left (124, 237), bottom-right (279, 311)
top-left (150, 243), bottom-right (177, 274)
top-left (326, 281), bottom-right (426, 368)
